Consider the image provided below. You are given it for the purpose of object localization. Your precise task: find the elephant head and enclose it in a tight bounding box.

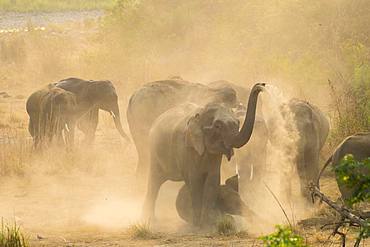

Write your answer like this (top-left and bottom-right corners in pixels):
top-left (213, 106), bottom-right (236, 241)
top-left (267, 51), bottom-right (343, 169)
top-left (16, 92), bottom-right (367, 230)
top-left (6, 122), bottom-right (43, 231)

top-left (185, 83), bottom-right (265, 160)
top-left (87, 80), bottom-right (130, 142)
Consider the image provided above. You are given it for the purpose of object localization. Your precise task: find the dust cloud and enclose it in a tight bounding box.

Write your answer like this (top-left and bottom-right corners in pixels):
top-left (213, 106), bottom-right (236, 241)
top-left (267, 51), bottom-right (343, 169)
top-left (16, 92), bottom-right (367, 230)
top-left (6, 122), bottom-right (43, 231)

top-left (238, 84), bottom-right (314, 235)
top-left (0, 0), bottom-right (359, 240)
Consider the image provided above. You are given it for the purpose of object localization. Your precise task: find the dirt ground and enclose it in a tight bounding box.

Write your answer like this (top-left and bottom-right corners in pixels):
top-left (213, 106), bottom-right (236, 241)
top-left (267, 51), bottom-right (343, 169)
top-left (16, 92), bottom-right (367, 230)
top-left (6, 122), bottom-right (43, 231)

top-left (0, 10), bottom-right (368, 247)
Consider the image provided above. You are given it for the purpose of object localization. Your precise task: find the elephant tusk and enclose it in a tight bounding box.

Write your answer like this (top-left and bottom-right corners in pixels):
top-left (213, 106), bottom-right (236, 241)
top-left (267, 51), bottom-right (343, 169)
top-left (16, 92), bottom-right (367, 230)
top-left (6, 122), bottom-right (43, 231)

top-left (249, 164), bottom-right (254, 181)
top-left (110, 111), bottom-right (116, 119)
top-left (65, 123), bottom-right (70, 132)
top-left (235, 162), bottom-right (240, 178)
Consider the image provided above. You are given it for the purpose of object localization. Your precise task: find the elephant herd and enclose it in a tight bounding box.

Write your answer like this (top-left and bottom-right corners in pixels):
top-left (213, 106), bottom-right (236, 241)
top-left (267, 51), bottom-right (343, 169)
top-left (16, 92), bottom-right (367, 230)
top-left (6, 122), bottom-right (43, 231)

top-left (26, 77), bottom-right (370, 228)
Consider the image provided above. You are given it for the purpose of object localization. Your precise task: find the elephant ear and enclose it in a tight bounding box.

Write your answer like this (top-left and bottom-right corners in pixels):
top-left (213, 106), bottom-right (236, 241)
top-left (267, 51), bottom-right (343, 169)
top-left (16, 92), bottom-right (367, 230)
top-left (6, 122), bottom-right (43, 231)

top-left (185, 113), bottom-right (205, 156)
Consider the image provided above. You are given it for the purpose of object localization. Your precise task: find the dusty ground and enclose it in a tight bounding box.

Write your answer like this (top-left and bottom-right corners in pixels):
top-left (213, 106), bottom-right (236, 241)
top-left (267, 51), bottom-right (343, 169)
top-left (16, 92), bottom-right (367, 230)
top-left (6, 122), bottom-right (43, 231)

top-left (0, 10), bottom-right (368, 247)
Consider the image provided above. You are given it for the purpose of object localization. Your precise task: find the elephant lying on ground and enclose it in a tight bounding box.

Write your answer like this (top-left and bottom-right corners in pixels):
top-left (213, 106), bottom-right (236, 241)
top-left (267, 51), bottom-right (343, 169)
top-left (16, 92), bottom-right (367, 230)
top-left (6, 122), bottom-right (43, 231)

top-left (54, 78), bottom-right (130, 145)
top-left (176, 175), bottom-right (256, 224)
top-left (142, 83), bottom-right (265, 227)
top-left (26, 85), bottom-right (76, 149)
top-left (127, 78), bottom-right (237, 179)
top-left (317, 132), bottom-right (370, 202)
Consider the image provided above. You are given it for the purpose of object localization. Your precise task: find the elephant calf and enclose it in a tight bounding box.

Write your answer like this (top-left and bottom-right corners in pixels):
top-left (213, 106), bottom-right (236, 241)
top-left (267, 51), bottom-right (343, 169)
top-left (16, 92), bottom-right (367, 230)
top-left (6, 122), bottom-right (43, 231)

top-left (317, 132), bottom-right (370, 202)
top-left (176, 175), bottom-right (257, 224)
top-left (26, 85), bottom-right (76, 149)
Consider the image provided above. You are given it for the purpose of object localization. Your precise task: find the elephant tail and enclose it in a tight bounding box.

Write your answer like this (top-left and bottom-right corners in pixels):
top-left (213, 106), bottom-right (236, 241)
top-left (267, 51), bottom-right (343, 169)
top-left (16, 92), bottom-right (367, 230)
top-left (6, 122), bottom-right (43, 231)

top-left (316, 155), bottom-right (333, 190)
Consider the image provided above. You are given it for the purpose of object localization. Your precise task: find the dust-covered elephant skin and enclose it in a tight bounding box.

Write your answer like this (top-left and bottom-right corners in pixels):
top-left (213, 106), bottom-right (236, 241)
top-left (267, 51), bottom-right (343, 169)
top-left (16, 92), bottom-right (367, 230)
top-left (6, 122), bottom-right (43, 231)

top-left (26, 85), bottom-right (76, 150)
top-left (317, 132), bottom-right (370, 202)
top-left (175, 175), bottom-right (256, 224)
top-left (54, 77), bottom-right (130, 145)
top-left (207, 80), bottom-right (263, 113)
top-left (127, 78), bottom-right (238, 178)
top-left (142, 83), bottom-right (265, 227)
top-left (276, 99), bottom-right (330, 199)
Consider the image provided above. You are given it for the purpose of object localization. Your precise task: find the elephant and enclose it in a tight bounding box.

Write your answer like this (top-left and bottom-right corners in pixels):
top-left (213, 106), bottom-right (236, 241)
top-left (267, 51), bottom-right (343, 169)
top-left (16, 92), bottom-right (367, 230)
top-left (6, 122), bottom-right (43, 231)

top-left (207, 80), bottom-right (264, 117)
top-left (127, 78), bottom-right (238, 179)
top-left (269, 99), bottom-right (330, 200)
top-left (54, 77), bottom-right (130, 145)
top-left (176, 175), bottom-right (257, 224)
top-left (26, 85), bottom-right (77, 149)
top-left (317, 132), bottom-right (370, 202)
top-left (142, 83), bottom-right (265, 227)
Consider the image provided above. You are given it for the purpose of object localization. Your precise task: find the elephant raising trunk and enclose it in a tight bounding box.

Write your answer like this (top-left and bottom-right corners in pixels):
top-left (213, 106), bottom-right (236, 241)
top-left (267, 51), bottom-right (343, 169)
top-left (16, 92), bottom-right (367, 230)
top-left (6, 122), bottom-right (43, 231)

top-left (232, 83), bottom-right (266, 148)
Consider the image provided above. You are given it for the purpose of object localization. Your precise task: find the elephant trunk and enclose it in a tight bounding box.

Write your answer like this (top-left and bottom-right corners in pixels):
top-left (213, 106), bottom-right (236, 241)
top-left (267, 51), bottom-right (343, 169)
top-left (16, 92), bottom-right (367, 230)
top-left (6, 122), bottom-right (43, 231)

top-left (110, 103), bottom-right (131, 142)
top-left (232, 83), bottom-right (265, 148)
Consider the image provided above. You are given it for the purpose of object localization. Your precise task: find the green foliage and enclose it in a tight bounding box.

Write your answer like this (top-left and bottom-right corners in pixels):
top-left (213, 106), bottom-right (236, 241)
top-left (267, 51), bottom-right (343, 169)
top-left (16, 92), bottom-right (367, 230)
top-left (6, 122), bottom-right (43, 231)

top-left (260, 225), bottom-right (308, 247)
top-left (0, 0), bottom-right (116, 12)
top-left (334, 155), bottom-right (370, 206)
top-left (0, 219), bottom-right (29, 247)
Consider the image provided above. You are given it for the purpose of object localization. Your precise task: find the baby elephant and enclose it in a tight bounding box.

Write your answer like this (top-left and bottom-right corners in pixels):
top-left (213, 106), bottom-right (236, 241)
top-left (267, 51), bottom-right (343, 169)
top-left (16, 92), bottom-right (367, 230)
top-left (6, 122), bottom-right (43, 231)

top-left (317, 132), bottom-right (370, 202)
top-left (26, 85), bottom-right (77, 149)
top-left (176, 175), bottom-right (257, 224)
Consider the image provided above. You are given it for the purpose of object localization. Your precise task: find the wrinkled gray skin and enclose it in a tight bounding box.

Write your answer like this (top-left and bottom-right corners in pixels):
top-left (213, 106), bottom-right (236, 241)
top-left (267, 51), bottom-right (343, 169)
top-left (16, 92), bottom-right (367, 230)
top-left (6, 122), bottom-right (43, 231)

top-left (176, 175), bottom-right (257, 224)
top-left (317, 132), bottom-right (370, 202)
top-left (271, 99), bottom-right (330, 199)
top-left (143, 83), bottom-right (265, 227)
top-left (127, 78), bottom-right (237, 179)
top-left (54, 78), bottom-right (130, 145)
top-left (26, 86), bottom-right (77, 149)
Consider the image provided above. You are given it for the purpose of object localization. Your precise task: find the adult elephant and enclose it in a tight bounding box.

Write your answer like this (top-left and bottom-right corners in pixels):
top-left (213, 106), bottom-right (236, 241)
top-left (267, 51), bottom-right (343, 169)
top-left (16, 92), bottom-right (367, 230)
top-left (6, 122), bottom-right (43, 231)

top-left (317, 132), bottom-right (370, 202)
top-left (127, 78), bottom-right (237, 179)
top-left (142, 83), bottom-right (265, 227)
top-left (26, 85), bottom-right (76, 149)
top-left (207, 80), bottom-right (251, 105)
top-left (273, 99), bottom-right (330, 199)
top-left (54, 77), bottom-right (130, 145)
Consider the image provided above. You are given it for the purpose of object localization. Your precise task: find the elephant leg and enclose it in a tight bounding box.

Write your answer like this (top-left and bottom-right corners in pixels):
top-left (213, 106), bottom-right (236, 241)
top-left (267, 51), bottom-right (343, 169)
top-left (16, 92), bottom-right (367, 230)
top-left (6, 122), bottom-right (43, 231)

top-left (142, 163), bottom-right (165, 222)
top-left (188, 176), bottom-right (204, 226)
top-left (78, 107), bottom-right (99, 145)
top-left (132, 130), bottom-right (151, 182)
top-left (200, 170), bottom-right (222, 226)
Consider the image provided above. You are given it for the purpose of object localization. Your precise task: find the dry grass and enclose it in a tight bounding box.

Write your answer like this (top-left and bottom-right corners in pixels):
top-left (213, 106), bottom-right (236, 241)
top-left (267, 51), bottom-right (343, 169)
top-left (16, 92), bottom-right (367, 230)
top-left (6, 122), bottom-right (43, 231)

top-left (126, 222), bottom-right (157, 240)
top-left (0, 219), bottom-right (29, 247)
top-left (216, 215), bottom-right (237, 236)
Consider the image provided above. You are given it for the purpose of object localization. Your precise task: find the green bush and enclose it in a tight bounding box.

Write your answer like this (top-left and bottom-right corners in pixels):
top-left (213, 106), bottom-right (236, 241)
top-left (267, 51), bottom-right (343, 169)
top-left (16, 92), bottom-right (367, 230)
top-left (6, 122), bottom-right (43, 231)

top-left (334, 155), bottom-right (370, 206)
top-left (259, 225), bottom-right (308, 247)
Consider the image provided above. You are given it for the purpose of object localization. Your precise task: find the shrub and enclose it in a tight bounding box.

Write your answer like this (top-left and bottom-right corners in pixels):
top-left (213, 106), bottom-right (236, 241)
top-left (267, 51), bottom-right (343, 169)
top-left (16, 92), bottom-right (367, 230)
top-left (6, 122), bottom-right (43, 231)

top-left (334, 155), bottom-right (370, 206)
top-left (259, 225), bottom-right (308, 247)
top-left (216, 215), bottom-right (237, 236)
top-left (127, 222), bottom-right (155, 239)
top-left (0, 219), bottom-right (29, 247)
